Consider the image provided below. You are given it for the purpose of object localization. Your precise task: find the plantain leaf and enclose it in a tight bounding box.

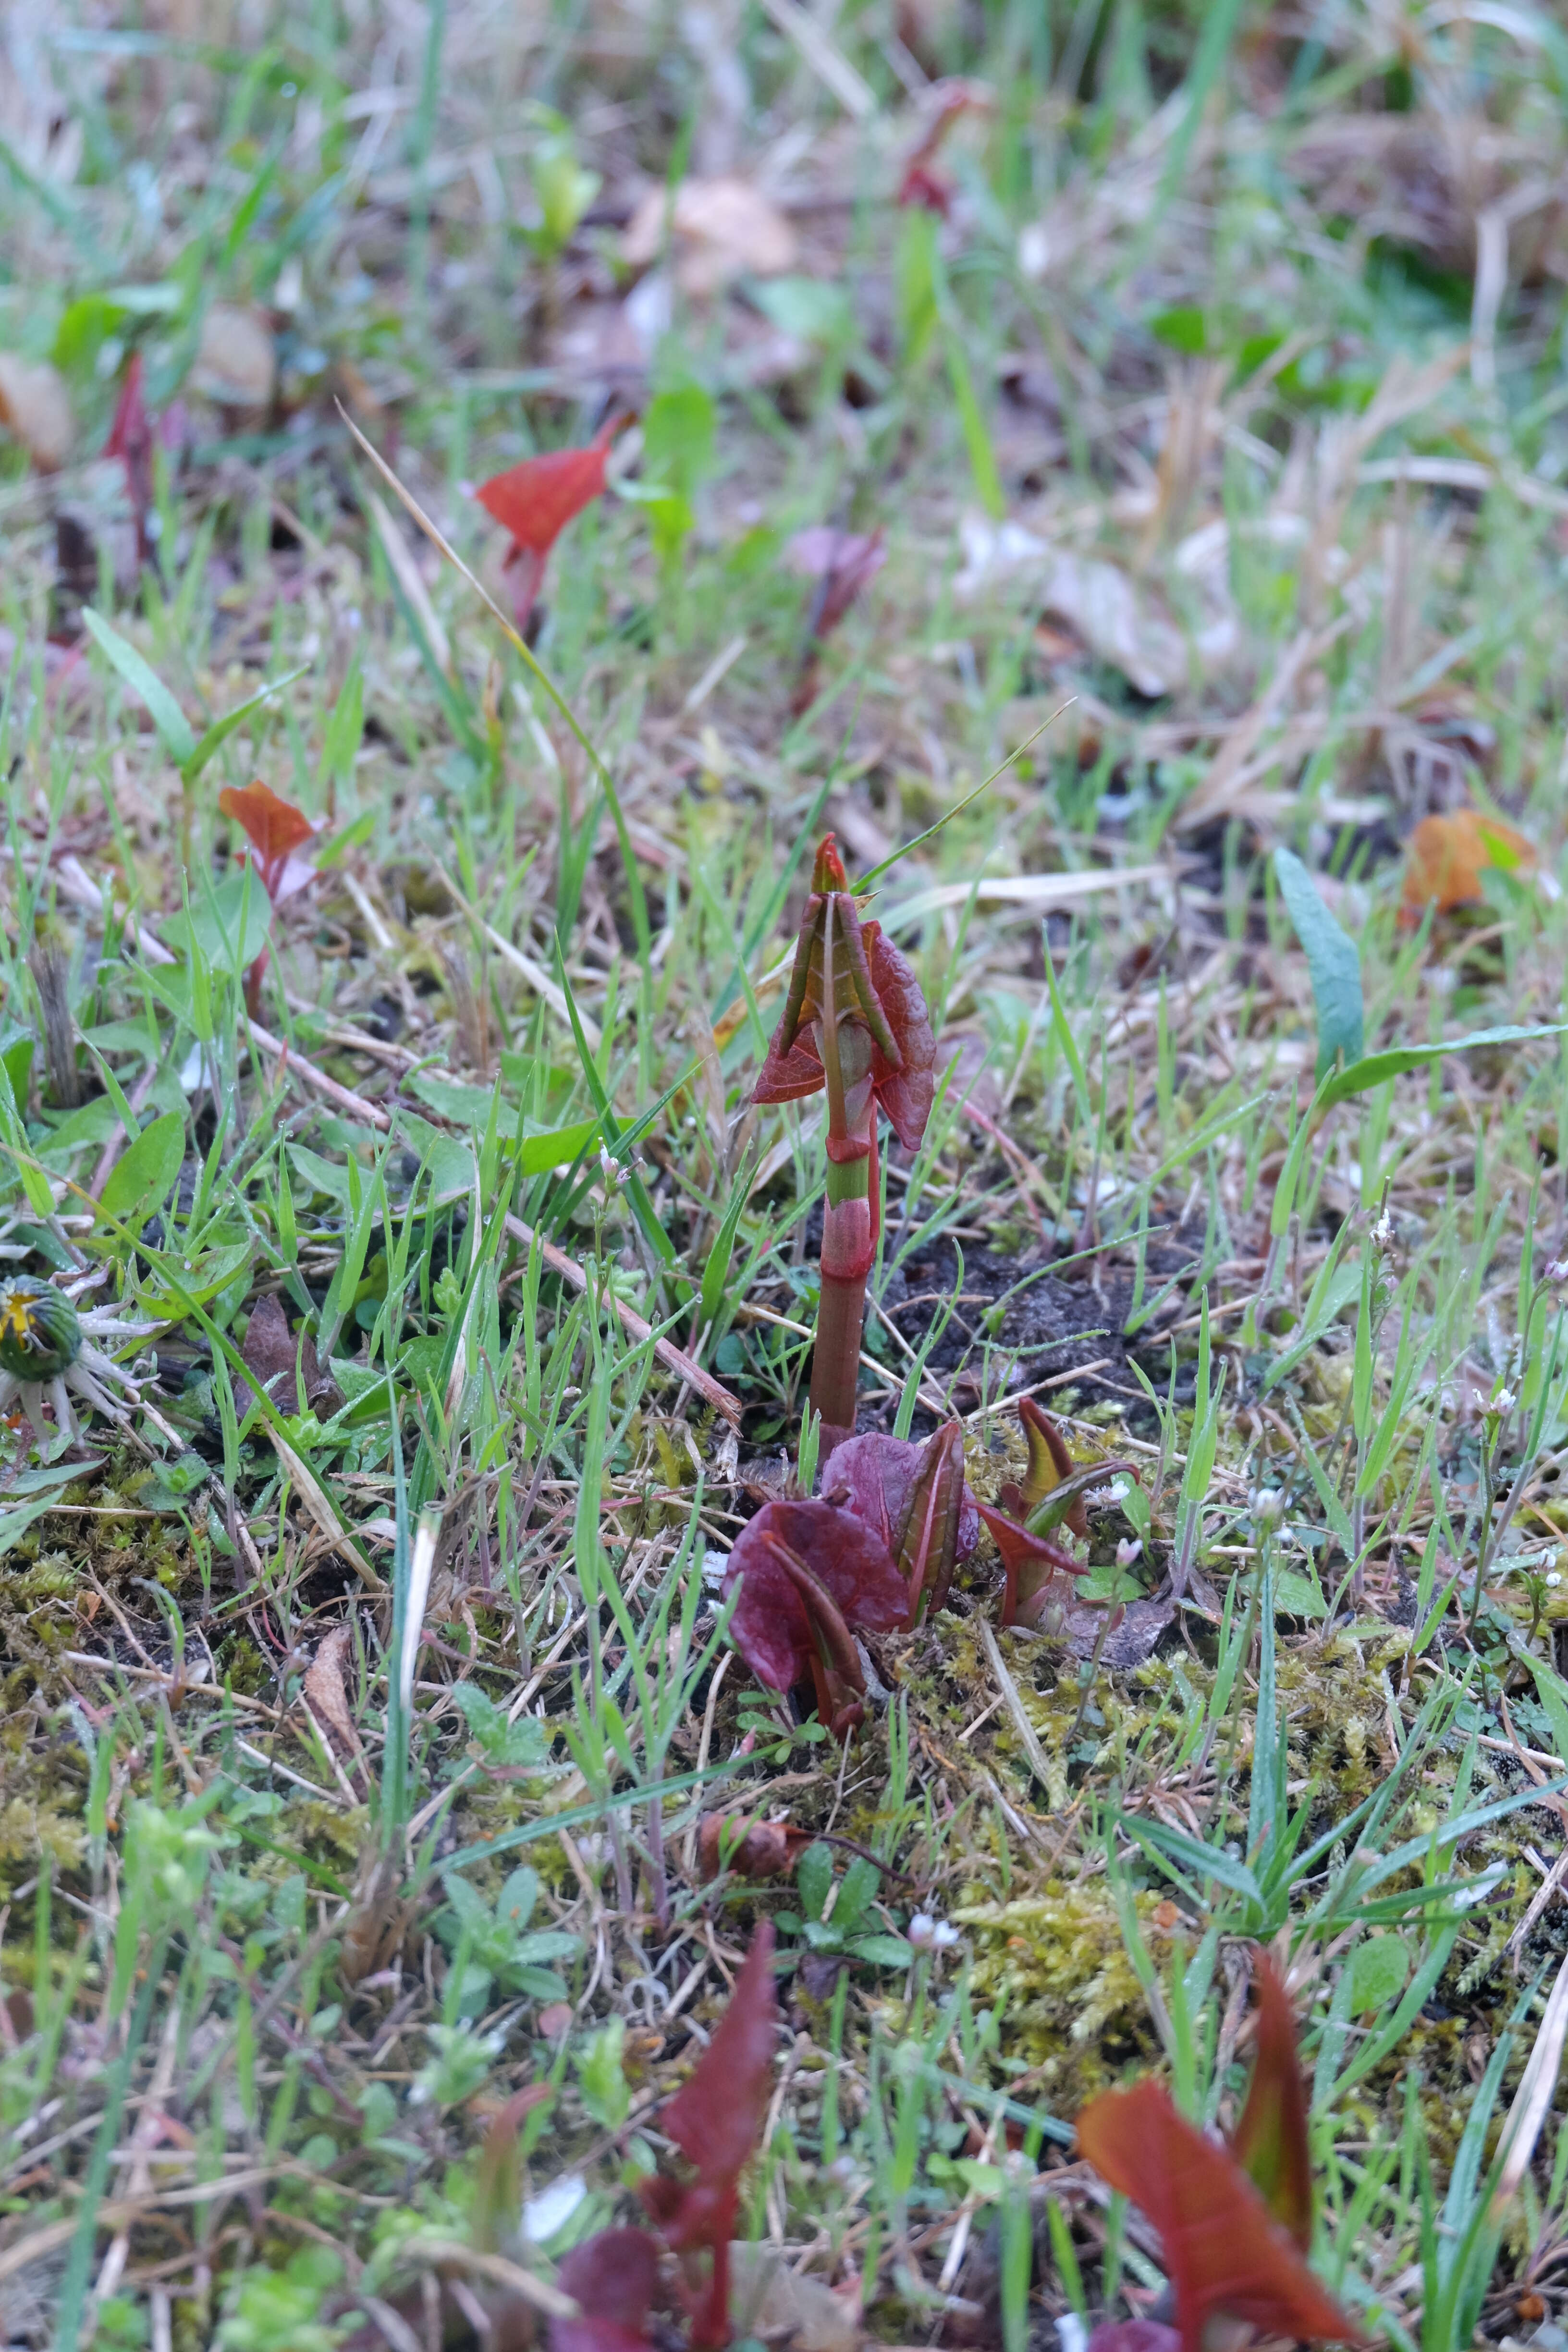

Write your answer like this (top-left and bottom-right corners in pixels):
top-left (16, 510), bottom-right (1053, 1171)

top-left (1274, 848), bottom-right (1363, 1077)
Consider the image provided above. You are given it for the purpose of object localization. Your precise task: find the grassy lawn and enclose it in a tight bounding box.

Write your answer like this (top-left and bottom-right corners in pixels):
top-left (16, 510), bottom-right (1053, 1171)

top-left (4, 3), bottom-right (1568, 2348)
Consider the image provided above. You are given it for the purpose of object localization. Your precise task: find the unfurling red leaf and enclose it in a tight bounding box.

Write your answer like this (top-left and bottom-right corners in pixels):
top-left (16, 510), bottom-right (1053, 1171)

top-left (105, 353), bottom-right (154, 552)
top-left (1229, 1955), bottom-right (1314, 2252)
top-left (865, 924), bottom-right (936, 1151)
top-left (751, 838), bottom-right (936, 1160)
top-left (1399, 807), bottom-right (1536, 924)
top-left (1076, 2078), bottom-right (1360, 2352)
top-left (722, 1498), bottom-right (910, 1711)
top-left (823, 1424), bottom-right (979, 1619)
top-left (895, 80), bottom-right (987, 216)
top-left (1014, 1396), bottom-right (1082, 1526)
top-left (640, 1923), bottom-right (780, 2351)
top-left (218, 781), bottom-right (319, 905)
top-left (551, 2227), bottom-right (660, 2352)
top-left (474, 2083), bottom-right (553, 2255)
top-left (976, 1498), bottom-right (1084, 1631)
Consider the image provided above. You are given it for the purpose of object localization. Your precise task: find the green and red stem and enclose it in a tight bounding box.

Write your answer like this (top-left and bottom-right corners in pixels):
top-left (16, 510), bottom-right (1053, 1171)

top-left (811, 1119), bottom-right (877, 1458)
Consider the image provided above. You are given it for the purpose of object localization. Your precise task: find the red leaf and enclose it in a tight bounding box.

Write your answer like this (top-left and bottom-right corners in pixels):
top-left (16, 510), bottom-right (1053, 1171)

top-left (105, 353), bottom-right (154, 560)
top-left (722, 1499), bottom-right (911, 1696)
top-left (1085, 2325), bottom-right (1180, 2352)
top-left (1076, 2079), bottom-right (1360, 2352)
top-left (551, 2228), bottom-right (660, 2352)
top-left (865, 924), bottom-right (935, 1152)
top-left (1229, 1955), bottom-right (1314, 2253)
top-left (752, 1030), bottom-right (825, 1106)
top-left (475, 442), bottom-right (610, 556)
top-left (750, 838), bottom-right (937, 1158)
top-left (218, 781), bottom-right (319, 905)
top-left (824, 1425), bottom-right (979, 1617)
top-left (976, 1498), bottom-right (1083, 1630)
top-left (641, 1924), bottom-right (780, 2350)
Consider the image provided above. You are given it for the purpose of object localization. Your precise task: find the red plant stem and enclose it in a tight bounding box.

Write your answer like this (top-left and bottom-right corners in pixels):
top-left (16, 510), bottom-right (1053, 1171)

top-left (813, 1188), bottom-right (868, 1448)
top-left (810, 896), bottom-right (877, 1462)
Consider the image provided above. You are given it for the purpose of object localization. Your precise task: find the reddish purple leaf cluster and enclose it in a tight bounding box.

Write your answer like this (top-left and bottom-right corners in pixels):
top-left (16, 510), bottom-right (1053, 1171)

top-left (547, 1924), bottom-right (780, 2352)
top-left (721, 1422), bottom-right (978, 1734)
top-left (1077, 1956), bottom-right (1360, 2352)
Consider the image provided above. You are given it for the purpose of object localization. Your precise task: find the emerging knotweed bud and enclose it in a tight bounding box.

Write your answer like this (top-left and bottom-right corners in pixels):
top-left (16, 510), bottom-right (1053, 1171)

top-left (721, 1497), bottom-right (909, 1738)
top-left (822, 1422), bottom-right (980, 1623)
top-left (752, 833), bottom-right (936, 1458)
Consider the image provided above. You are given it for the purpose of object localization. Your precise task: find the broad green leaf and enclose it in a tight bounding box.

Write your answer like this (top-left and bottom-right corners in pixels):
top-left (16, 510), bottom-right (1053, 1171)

top-left (1524, 1652), bottom-right (1568, 1764)
top-left (135, 1237), bottom-right (252, 1314)
top-left (98, 1111), bottom-right (185, 1230)
top-left (751, 276), bottom-right (854, 344)
top-left (1274, 848), bottom-right (1363, 1076)
top-left (81, 606), bottom-right (196, 767)
top-left (0, 1459), bottom-right (90, 1556)
top-left (1346, 1934), bottom-right (1410, 2014)
top-left (161, 872), bottom-right (271, 976)
top-left (517, 1118), bottom-right (599, 1175)
top-left (1320, 1022), bottom-right (1568, 1110)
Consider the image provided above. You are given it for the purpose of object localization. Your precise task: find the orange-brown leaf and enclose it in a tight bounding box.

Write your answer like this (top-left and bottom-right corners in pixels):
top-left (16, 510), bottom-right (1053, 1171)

top-left (475, 441), bottom-right (610, 556)
top-left (219, 780), bottom-right (316, 875)
top-left (1400, 808), bottom-right (1535, 923)
top-left (1077, 2078), bottom-right (1360, 2352)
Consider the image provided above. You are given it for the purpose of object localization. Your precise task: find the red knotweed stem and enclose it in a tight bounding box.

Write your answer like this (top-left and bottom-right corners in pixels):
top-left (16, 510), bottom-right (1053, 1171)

top-left (812, 1138), bottom-right (876, 1458)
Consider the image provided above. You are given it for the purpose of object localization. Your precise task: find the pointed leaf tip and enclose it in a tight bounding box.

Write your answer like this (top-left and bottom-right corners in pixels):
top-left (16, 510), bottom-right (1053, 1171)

top-left (1077, 2077), bottom-right (1360, 2352)
top-left (1230, 1952), bottom-right (1314, 2253)
top-left (813, 832), bottom-right (849, 892)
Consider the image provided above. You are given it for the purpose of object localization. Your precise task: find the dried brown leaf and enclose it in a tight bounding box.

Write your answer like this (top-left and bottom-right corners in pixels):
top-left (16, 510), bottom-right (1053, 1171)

top-left (0, 355), bottom-right (73, 472)
top-left (304, 1625), bottom-right (362, 1759)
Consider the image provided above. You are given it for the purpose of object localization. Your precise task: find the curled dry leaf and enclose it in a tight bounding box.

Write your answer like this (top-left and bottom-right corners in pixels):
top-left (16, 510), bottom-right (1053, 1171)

top-left (1399, 807), bottom-right (1536, 924)
top-left (303, 1624), bottom-right (362, 1759)
top-left (191, 303), bottom-right (277, 409)
top-left (623, 176), bottom-right (797, 295)
top-left (0, 353), bottom-right (73, 472)
top-left (953, 519), bottom-right (1198, 697)
top-left (729, 2244), bottom-right (859, 2352)
top-left (697, 1811), bottom-right (805, 1882)
top-left (240, 1293), bottom-right (342, 1421)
